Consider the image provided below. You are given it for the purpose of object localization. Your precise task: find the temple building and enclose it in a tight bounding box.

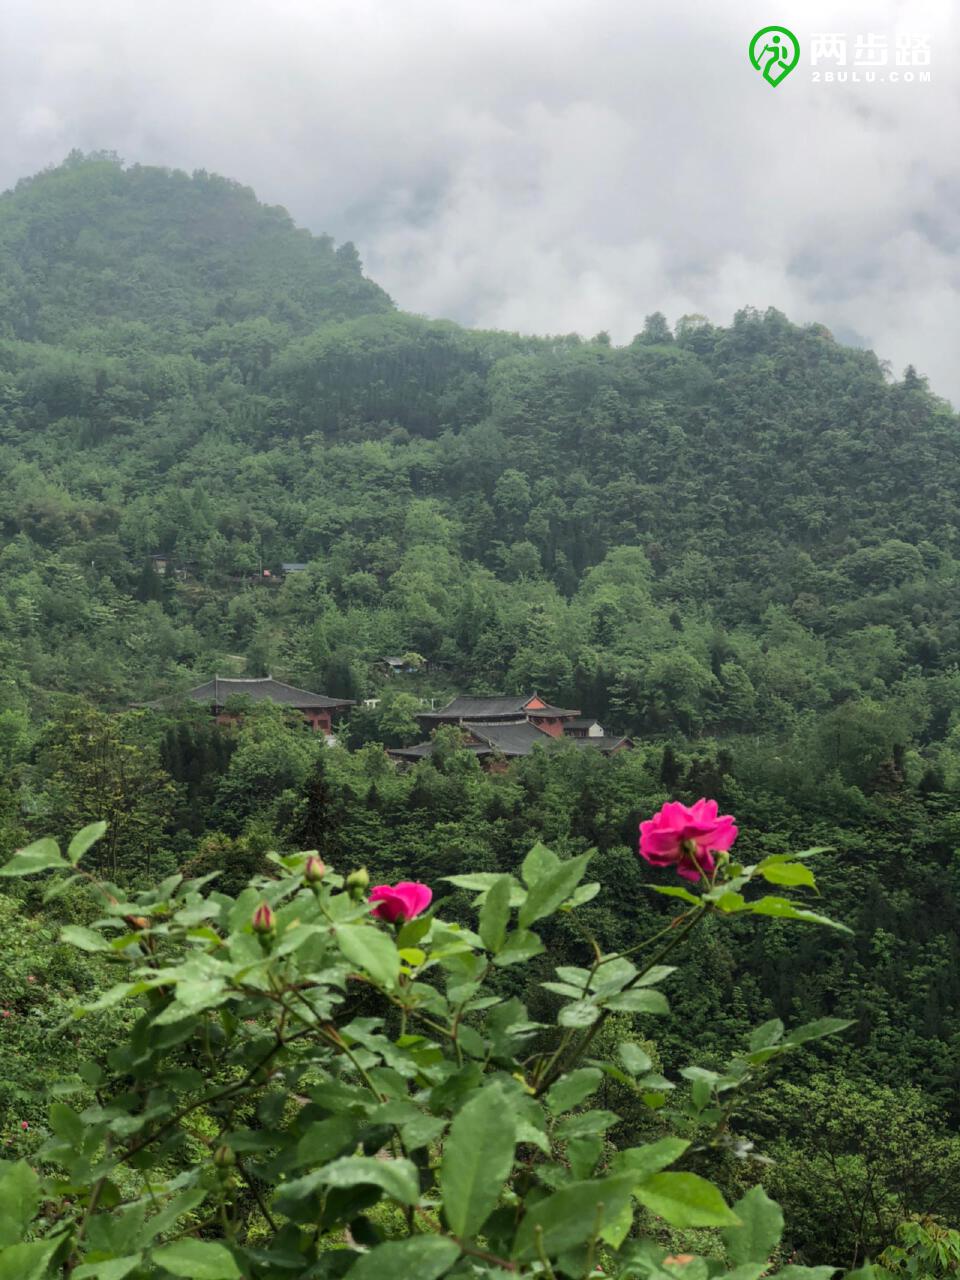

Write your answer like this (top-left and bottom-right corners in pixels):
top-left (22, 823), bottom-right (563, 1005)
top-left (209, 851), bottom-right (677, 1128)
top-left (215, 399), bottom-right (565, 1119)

top-left (390, 693), bottom-right (633, 766)
top-left (416, 693), bottom-right (581, 738)
top-left (180, 677), bottom-right (353, 735)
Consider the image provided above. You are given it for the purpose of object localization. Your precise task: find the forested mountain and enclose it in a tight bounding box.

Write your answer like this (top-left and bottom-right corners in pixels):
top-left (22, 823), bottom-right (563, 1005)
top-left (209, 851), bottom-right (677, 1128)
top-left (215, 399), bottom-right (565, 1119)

top-left (3, 154), bottom-right (960, 1266)
top-left (3, 156), bottom-right (960, 783)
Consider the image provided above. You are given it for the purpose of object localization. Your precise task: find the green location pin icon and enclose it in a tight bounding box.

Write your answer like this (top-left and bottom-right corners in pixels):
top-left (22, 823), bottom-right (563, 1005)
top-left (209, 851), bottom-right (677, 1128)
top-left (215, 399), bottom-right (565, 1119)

top-left (749, 26), bottom-right (800, 86)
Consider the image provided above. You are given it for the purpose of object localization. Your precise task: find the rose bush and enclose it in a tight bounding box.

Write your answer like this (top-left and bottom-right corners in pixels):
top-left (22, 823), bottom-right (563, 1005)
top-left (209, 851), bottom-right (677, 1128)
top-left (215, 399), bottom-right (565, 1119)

top-left (0, 810), bottom-right (859, 1278)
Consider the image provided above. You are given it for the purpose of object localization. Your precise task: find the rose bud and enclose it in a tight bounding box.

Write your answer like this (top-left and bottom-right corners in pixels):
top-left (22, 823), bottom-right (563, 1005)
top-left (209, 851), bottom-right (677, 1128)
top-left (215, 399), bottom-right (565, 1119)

top-left (304, 855), bottom-right (327, 885)
top-left (346, 868), bottom-right (370, 900)
top-left (252, 902), bottom-right (275, 934)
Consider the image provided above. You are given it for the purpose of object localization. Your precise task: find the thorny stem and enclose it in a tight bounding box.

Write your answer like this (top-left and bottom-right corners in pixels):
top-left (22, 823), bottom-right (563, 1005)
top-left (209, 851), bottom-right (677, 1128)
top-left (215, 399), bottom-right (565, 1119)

top-left (535, 905), bottom-right (709, 1096)
top-left (595, 906), bottom-right (699, 965)
top-left (64, 1157), bottom-right (110, 1274)
top-left (450, 960), bottom-right (492, 1067)
top-left (118, 1025), bottom-right (314, 1165)
top-left (534, 1224), bottom-right (558, 1279)
top-left (582, 1201), bottom-right (605, 1280)
top-left (235, 1157), bottom-right (279, 1235)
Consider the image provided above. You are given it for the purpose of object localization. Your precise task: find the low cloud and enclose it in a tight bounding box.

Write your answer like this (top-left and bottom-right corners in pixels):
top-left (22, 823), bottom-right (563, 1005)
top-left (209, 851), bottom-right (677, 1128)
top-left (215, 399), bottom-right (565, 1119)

top-left (1, 0), bottom-right (957, 398)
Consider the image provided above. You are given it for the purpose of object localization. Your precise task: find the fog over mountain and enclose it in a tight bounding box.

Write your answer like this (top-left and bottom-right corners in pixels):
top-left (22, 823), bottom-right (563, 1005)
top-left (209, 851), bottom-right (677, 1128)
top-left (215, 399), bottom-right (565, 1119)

top-left (0, 0), bottom-right (956, 396)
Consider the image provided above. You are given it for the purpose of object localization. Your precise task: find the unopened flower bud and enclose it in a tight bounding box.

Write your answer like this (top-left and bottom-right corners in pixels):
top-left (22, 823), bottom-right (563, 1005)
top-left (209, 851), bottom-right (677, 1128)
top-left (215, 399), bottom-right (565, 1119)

top-left (346, 868), bottom-right (369, 900)
top-left (213, 1144), bottom-right (236, 1168)
top-left (304, 855), bottom-right (327, 885)
top-left (252, 902), bottom-right (275, 934)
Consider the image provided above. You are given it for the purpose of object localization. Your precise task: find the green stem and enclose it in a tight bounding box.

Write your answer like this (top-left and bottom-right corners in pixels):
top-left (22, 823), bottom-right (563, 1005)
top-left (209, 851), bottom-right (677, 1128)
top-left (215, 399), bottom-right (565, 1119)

top-left (235, 1157), bottom-right (279, 1234)
top-left (534, 1224), bottom-right (558, 1279)
top-left (595, 906), bottom-right (698, 966)
top-left (536, 905), bottom-right (709, 1096)
top-left (319, 1024), bottom-right (385, 1102)
top-left (582, 1202), bottom-right (605, 1279)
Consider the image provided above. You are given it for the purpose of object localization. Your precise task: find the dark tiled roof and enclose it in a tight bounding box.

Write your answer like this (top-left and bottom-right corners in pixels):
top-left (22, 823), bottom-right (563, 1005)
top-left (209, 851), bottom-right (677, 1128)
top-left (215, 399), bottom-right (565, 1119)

top-left (463, 721), bottom-right (553, 756)
top-left (566, 717), bottom-right (604, 730)
top-left (420, 694), bottom-right (581, 722)
top-left (387, 740), bottom-right (490, 761)
top-left (572, 736), bottom-right (635, 753)
top-left (183, 678), bottom-right (353, 710)
top-left (422, 695), bottom-right (529, 719)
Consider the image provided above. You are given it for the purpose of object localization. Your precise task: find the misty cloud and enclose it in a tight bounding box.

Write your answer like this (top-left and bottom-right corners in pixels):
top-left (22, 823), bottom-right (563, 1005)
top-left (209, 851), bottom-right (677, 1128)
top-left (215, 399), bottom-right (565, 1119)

top-left (1, 0), bottom-right (957, 398)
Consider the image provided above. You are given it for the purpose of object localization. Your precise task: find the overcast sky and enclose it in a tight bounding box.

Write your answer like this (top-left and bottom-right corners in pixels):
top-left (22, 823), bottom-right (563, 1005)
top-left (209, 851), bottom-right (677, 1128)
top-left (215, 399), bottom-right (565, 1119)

top-left (1, 0), bottom-right (957, 399)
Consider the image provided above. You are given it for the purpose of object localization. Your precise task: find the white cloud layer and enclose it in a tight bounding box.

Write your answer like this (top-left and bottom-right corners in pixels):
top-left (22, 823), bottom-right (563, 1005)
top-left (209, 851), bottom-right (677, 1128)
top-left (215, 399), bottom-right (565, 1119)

top-left (1, 0), bottom-right (957, 398)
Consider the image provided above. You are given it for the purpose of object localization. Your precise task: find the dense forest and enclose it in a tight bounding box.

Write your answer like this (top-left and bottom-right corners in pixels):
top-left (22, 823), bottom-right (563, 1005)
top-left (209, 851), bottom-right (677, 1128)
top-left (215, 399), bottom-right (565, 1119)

top-left (3, 153), bottom-right (960, 1270)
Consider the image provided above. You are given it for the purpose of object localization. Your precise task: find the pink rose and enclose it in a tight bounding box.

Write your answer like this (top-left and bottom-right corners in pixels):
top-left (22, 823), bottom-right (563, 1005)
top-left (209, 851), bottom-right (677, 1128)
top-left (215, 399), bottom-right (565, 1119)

top-left (639, 798), bottom-right (738, 882)
top-left (20, 1121), bottom-right (28, 1130)
top-left (370, 881), bottom-right (432, 924)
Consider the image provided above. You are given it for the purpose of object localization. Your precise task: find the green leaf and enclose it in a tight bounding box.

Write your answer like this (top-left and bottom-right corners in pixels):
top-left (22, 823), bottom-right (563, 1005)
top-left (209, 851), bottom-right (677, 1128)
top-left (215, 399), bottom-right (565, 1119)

top-left (61, 925), bottom-right (111, 953)
top-left (141, 1190), bottom-right (208, 1243)
top-left (619, 1042), bottom-right (653, 1075)
top-left (151, 1241), bottom-right (241, 1279)
top-left (43, 873), bottom-right (83, 902)
top-left (546, 1067), bottom-right (602, 1115)
top-left (748, 897), bottom-right (851, 932)
top-left (295, 1115), bottom-right (359, 1167)
top-left (783, 1018), bottom-right (854, 1048)
top-left (493, 928), bottom-right (544, 967)
top-left (78, 980), bottom-right (153, 1014)
top-left (479, 875), bottom-right (511, 953)
top-left (555, 1109), bottom-right (619, 1139)
top-left (567, 882), bottom-right (601, 908)
top-left (724, 1185), bottom-right (784, 1264)
top-left (443, 872), bottom-right (512, 891)
top-left (519, 852), bottom-right (592, 928)
top-left (0, 1239), bottom-right (60, 1280)
top-left (613, 1137), bottom-right (689, 1181)
top-left (48, 1102), bottom-right (84, 1147)
top-left (558, 1000), bottom-right (600, 1027)
top-left (599, 1198), bottom-right (635, 1250)
top-left (771, 1269), bottom-right (839, 1280)
top-left (74, 1257), bottom-right (143, 1280)
top-left (521, 842), bottom-right (560, 886)
top-left (67, 821), bottom-right (108, 865)
top-left (649, 884), bottom-right (701, 905)
top-left (0, 838), bottom-right (66, 877)
top-left (630, 964), bottom-right (677, 988)
top-left (756, 860), bottom-right (817, 889)
top-left (749, 1019), bottom-right (785, 1052)
top-left (512, 1174), bottom-right (636, 1260)
top-left (604, 989), bottom-right (669, 1015)
top-left (713, 891), bottom-right (748, 913)
top-left (0, 1160), bottom-right (40, 1247)
top-left (396, 912), bottom-right (432, 949)
top-left (322, 1155), bottom-right (420, 1205)
top-left (345, 1237), bottom-right (461, 1280)
top-left (335, 924), bottom-right (400, 989)
top-left (440, 1086), bottom-right (517, 1238)
top-left (634, 1172), bottom-right (739, 1228)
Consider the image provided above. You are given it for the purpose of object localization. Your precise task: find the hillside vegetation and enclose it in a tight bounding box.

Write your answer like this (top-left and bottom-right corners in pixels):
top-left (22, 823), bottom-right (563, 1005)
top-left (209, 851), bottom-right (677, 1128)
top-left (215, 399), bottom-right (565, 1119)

top-left (2, 154), bottom-right (960, 1266)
